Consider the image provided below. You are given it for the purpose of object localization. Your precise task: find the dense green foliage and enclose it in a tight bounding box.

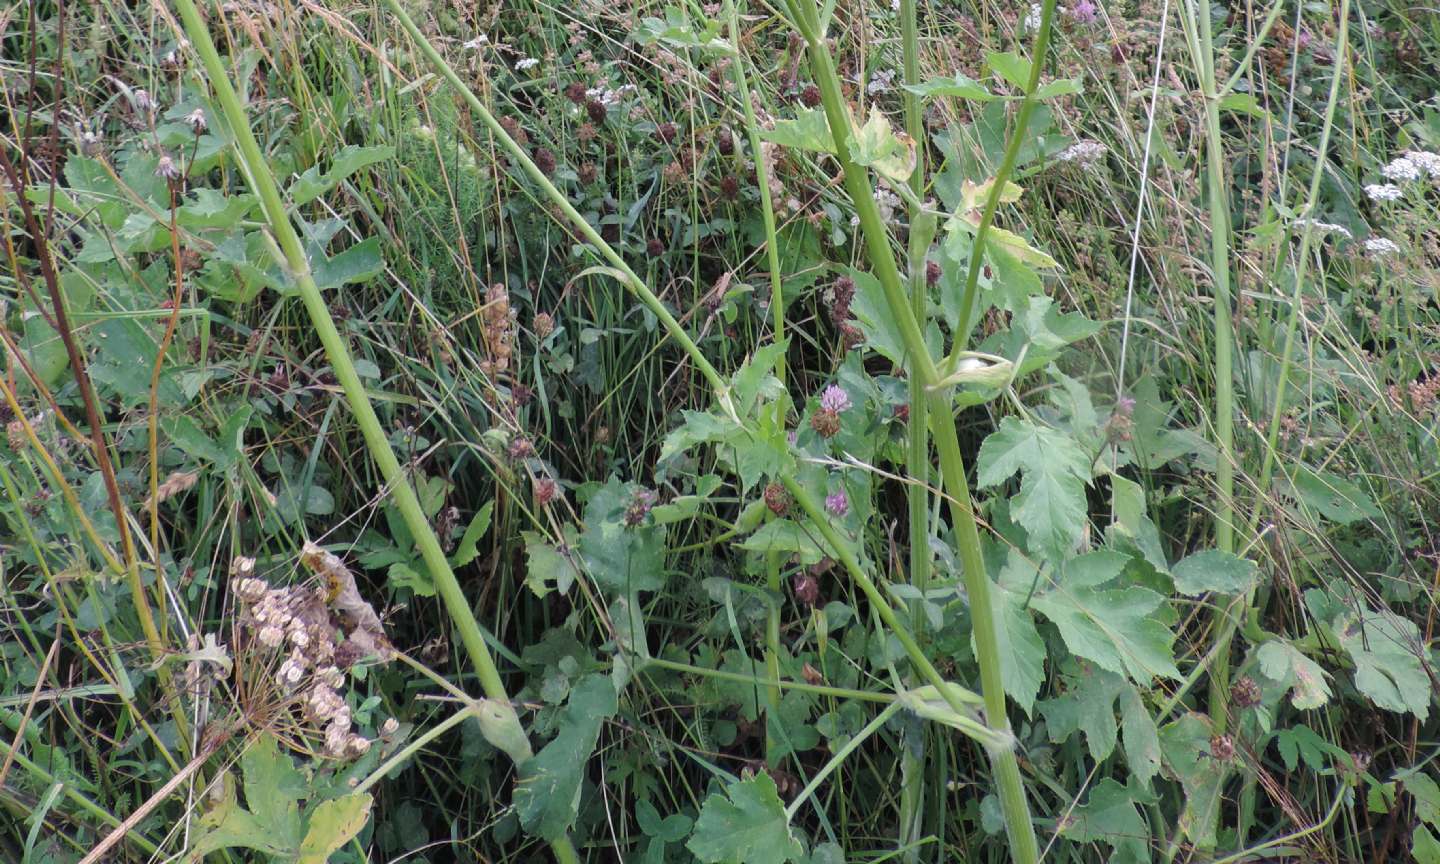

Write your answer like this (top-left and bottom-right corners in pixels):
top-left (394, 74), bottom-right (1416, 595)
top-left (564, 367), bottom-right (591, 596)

top-left (2, 0), bottom-right (1440, 862)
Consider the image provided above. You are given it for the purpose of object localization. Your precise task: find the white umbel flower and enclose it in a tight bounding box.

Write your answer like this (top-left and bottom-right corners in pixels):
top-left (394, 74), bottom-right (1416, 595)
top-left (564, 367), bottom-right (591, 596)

top-left (515, 57), bottom-right (539, 71)
top-left (1402, 150), bottom-right (1440, 177)
top-left (1057, 140), bottom-right (1108, 168)
top-left (1364, 183), bottom-right (1403, 201)
top-left (1363, 237), bottom-right (1401, 257)
top-left (1381, 157), bottom-right (1421, 182)
top-left (1293, 218), bottom-right (1352, 239)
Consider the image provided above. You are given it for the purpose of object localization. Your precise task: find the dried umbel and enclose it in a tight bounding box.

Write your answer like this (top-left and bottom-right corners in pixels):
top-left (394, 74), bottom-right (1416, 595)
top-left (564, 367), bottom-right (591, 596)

top-left (228, 549), bottom-right (393, 759)
top-left (481, 283), bottom-right (515, 376)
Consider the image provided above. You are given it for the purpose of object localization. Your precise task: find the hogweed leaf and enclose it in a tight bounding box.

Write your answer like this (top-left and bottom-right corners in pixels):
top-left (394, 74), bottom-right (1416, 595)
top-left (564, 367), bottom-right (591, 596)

top-left (514, 675), bottom-right (618, 840)
top-left (1171, 549), bottom-right (1257, 596)
top-left (759, 108), bottom-right (836, 154)
top-left (1256, 640), bottom-right (1332, 710)
top-left (688, 772), bottom-right (804, 864)
top-left (978, 417), bottom-right (1092, 561)
top-left (1335, 606), bottom-right (1430, 720)
top-left (297, 793), bottom-right (373, 864)
top-left (1060, 778), bottom-right (1153, 864)
top-left (1031, 585), bottom-right (1179, 683)
top-left (1158, 714), bottom-right (1226, 848)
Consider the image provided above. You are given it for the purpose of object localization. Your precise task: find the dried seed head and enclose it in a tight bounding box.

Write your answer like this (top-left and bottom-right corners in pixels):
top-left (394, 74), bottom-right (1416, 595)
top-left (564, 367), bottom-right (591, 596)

top-left (1209, 734), bottom-right (1235, 762)
top-left (258, 625), bottom-right (285, 648)
top-left (577, 161), bottom-right (598, 184)
top-left (565, 82), bottom-right (588, 104)
top-left (625, 488), bottom-right (658, 527)
top-left (381, 717), bottom-right (400, 736)
top-left (655, 121), bottom-right (678, 143)
top-left (498, 115), bottom-right (529, 145)
top-left (925, 259), bottom-right (942, 286)
top-left (799, 83), bottom-right (821, 107)
top-left (533, 311), bottom-right (555, 338)
top-left (763, 482), bottom-right (790, 516)
top-left (792, 572), bottom-right (819, 606)
top-left (1230, 676), bottom-right (1261, 709)
top-left (186, 109), bottom-right (208, 135)
top-left (508, 437), bottom-right (535, 460)
top-left (647, 236), bottom-right (666, 257)
top-left (233, 577), bottom-right (267, 604)
top-left (719, 175), bottom-right (740, 201)
top-left (155, 154), bottom-right (181, 181)
top-left (276, 657), bottom-right (305, 689)
top-left (132, 89), bottom-right (155, 116)
top-left (534, 476), bottom-right (559, 505)
top-left (586, 100), bottom-right (608, 124)
top-left (716, 126), bottom-right (734, 155)
top-left (810, 408), bottom-right (840, 439)
top-left (533, 147), bottom-right (557, 176)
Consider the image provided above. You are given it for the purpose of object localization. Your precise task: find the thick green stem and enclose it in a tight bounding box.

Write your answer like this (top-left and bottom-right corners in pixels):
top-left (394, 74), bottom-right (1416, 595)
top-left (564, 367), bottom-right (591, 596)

top-left (947, 0), bottom-right (1059, 357)
top-left (174, 5), bottom-right (580, 862)
top-left (1231, 1), bottom-right (1349, 848)
top-left (899, 2), bottom-right (931, 849)
top-left (1176, 0), bottom-right (1253, 851)
top-left (1179, 0), bottom-right (1238, 764)
top-left (779, 4), bottom-right (1039, 860)
top-left (725, 0), bottom-right (789, 758)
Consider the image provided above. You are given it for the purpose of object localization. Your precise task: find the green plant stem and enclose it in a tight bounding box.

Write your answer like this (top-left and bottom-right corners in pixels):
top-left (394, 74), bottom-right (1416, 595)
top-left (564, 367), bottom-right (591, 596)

top-left (725, 0), bottom-right (789, 757)
top-left (786, 702), bottom-right (903, 819)
top-left (173, 6), bottom-right (581, 862)
top-left (779, 3), bottom-right (1038, 859)
top-left (1230, 1), bottom-right (1350, 847)
top-left (947, 0), bottom-right (1059, 357)
top-left (1178, 0), bottom-right (1239, 765)
top-left (899, 1), bottom-right (930, 851)
top-left (645, 657), bottom-right (898, 703)
top-left (354, 703), bottom-right (479, 796)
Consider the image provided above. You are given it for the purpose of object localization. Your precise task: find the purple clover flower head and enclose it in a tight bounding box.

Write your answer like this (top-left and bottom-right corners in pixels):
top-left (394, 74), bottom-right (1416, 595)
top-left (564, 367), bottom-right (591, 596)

top-left (1115, 395), bottom-right (1136, 417)
top-left (1069, 0), bottom-right (1098, 24)
top-left (825, 490), bottom-right (849, 517)
top-left (819, 384), bottom-right (852, 413)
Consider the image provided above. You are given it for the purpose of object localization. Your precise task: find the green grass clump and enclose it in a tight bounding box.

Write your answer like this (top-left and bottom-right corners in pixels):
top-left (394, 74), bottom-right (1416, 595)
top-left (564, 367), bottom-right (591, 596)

top-left (2, 1), bottom-right (1439, 862)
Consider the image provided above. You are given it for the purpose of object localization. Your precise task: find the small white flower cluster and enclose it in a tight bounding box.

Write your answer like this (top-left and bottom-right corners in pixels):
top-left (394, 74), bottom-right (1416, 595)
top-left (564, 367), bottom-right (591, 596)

top-left (1292, 217), bottom-right (1353, 239)
top-left (1403, 150), bottom-right (1440, 176)
top-left (515, 57), bottom-right (540, 71)
top-left (231, 556), bottom-right (373, 759)
top-left (1381, 157), bottom-right (1421, 182)
top-left (1024, 3), bottom-right (1043, 30)
top-left (1057, 140), bottom-right (1108, 168)
top-left (1363, 237), bottom-right (1401, 258)
top-left (1378, 150), bottom-right (1440, 184)
top-left (586, 84), bottom-right (637, 108)
top-left (462, 34), bottom-right (489, 51)
top-left (867, 69), bottom-right (897, 96)
top-left (1365, 183), bottom-right (1403, 202)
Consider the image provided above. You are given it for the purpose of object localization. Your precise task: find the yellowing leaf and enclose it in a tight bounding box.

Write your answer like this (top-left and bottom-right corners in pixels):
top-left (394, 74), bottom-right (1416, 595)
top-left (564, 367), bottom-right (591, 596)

top-left (959, 177), bottom-right (1024, 213)
top-left (297, 793), bottom-right (373, 864)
